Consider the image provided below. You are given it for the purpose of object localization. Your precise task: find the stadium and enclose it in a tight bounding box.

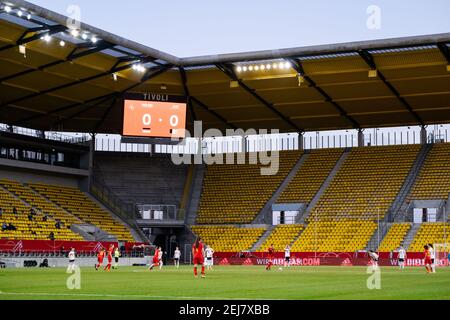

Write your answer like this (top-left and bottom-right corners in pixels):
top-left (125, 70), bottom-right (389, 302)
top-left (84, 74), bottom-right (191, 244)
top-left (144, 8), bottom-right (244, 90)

top-left (0, 0), bottom-right (450, 303)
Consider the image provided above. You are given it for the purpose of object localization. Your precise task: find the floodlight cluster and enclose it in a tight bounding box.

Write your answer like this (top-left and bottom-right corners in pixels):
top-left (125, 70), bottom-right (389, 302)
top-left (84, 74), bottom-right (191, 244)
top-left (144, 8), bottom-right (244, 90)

top-left (2, 3), bottom-right (152, 77)
top-left (132, 63), bottom-right (146, 73)
top-left (3, 4), bottom-right (33, 20)
top-left (2, 3), bottom-right (100, 47)
top-left (67, 29), bottom-right (100, 45)
top-left (236, 61), bottom-right (291, 73)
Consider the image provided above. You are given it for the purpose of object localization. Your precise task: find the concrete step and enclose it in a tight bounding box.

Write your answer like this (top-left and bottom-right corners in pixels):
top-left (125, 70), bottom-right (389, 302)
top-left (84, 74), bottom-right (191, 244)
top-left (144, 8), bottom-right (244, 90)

top-left (251, 225), bottom-right (275, 251)
top-left (302, 149), bottom-right (350, 222)
top-left (289, 226), bottom-right (306, 246)
top-left (366, 222), bottom-right (391, 251)
top-left (254, 152), bottom-right (309, 224)
top-left (185, 164), bottom-right (206, 225)
top-left (404, 223), bottom-right (421, 250)
top-left (84, 191), bottom-right (144, 242)
top-left (389, 144), bottom-right (432, 221)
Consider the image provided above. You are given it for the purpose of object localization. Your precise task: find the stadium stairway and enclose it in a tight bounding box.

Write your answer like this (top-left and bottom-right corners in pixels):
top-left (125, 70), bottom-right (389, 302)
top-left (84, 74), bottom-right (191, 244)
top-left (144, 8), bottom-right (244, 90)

top-left (300, 149), bottom-right (350, 223)
top-left (388, 143), bottom-right (432, 222)
top-left (69, 224), bottom-right (95, 241)
top-left (250, 225), bottom-right (275, 251)
top-left (443, 198), bottom-right (450, 221)
top-left (83, 192), bottom-right (144, 242)
top-left (71, 224), bottom-right (115, 241)
top-left (185, 164), bottom-right (206, 226)
top-left (289, 226), bottom-right (306, 246)
top-left (253, 152), bottom-right (309, 224)
top-left (365, 221), bottom-right (390, 251)
top-left (403, 223), bottom-right (422, 250)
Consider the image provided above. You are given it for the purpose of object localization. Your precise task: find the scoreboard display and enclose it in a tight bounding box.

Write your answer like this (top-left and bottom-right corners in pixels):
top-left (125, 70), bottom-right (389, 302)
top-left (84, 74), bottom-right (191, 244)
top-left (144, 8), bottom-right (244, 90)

top-left (122, 94), bottom-right (187, 139)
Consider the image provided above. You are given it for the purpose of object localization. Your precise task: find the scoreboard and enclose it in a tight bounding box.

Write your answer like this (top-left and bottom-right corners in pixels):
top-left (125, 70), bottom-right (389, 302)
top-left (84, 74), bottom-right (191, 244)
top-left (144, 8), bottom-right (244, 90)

top-left (122, 93), bottom-right (187, 139)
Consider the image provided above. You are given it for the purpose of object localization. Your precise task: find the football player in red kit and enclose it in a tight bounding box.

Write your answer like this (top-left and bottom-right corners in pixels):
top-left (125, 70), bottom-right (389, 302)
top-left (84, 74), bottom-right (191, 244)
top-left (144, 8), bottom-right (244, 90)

top-left (104, 244), bottom-right (114, 271)
top-left (148, 246), bottom-right (160, 271)
top-left (192, 237), bottom-right (205, 278)
top-left (266, 244), bottom-right (275, 271)
top-left (95, 247), bottom-right (105, 270)
top-left (424, 245), bottom-right (432, 273)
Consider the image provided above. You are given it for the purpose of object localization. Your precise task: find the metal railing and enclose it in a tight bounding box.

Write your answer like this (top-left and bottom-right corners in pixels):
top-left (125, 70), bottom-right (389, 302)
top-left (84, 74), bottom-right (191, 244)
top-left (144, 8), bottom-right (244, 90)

top-left (0, 124), bottom-right (90, 145)
top-left (136, 204), bottom-right (184, 221)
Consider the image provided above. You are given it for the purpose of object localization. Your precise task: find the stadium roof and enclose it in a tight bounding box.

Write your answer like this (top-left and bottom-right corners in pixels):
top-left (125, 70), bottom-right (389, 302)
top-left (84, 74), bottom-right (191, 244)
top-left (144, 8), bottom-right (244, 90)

top-left (0, 0), bottom-right (450, 135)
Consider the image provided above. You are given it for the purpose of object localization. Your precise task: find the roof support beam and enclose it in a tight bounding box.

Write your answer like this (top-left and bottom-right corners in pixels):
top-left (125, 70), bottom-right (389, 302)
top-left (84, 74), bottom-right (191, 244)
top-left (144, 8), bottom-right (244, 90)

top-left (215, 63), bottom-right (303, 132)
top-left (437, 43), bottom-right (450, 63)
top-left (178, 67), bottom-right (196, 122)
top-left (0, 55), bottom-right (158, 109)
top-left (0, 41), bottom-right (115, 83)
top-left (288, 58), bottom-right (360, 129)
top-left (0, 24), bottom-right (67, 53)
top-left (357, 49), bottom-right (424, 126)
top-left (179, 67), bottom-right (238, 129)
top-left (92, 97), bottom-right (117, 133)
top-left (190, 96), bottom-right (237, 130)
top-left (7, 0), bottom-right (181, 65)
top-left (13, 64), bottom-right (172, 128)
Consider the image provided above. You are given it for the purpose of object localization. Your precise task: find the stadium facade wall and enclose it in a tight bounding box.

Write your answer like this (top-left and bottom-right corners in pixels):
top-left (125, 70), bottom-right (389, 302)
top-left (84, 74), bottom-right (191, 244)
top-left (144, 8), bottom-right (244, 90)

top-left (0, 167), bottom-right (81, 187)
top-left (0, 158), bottom-right (88, 178)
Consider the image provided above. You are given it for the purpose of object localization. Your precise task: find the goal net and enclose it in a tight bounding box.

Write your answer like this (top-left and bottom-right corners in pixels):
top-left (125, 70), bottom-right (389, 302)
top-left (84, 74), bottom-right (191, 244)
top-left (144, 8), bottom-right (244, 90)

top-left (434, 243), bottom-right (450, 267)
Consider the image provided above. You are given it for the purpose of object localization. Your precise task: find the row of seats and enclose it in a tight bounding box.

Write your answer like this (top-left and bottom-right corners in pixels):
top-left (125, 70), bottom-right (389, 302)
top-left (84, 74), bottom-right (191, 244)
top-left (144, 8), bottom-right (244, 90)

top-left (277, 149), bottom-right (343, 203)
top-left (256, 224), bottom-right (304, 252)
top-left (197, 151), bottom-right (302, 224)
top-left (290, 220), bottom-right (377, 252)
top-left (409, 143), bottom-right (450, 203)
top-left (189, 221), bottom-right (449, 253)
top-left (0, 179), bottom-right (81, 228)
top-left (309, 145), bottom-right (420, 221)
top-left (191, 225), bottom-right (266, 252)
top-left (378, 223), bottom-right (411, 252)
top-left (0, 188), bottom-right (82, 241)
top-left (409, 223), bottom-right (450, 252)
top-left (29, 183), bottom-right (134, 241)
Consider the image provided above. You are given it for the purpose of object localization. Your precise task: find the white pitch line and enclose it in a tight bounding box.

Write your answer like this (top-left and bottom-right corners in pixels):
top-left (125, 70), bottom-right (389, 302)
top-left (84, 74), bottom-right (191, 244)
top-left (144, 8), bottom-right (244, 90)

top-left (0, 291), bottom-right (281, 300)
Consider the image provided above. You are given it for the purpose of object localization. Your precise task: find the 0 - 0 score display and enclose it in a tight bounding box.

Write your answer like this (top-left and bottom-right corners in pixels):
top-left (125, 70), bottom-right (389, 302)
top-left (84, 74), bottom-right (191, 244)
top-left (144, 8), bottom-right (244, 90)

top-left (123, 99), bottom-right (187, 138)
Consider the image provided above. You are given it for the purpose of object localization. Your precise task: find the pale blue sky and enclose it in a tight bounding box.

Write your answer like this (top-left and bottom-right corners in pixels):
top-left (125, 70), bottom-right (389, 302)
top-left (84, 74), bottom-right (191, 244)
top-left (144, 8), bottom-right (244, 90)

top-left (29, 0), bottom-right (450, 57)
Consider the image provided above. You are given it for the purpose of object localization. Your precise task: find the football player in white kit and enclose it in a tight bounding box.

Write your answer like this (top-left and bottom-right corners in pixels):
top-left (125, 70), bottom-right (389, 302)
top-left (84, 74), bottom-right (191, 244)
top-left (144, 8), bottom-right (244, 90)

top-left (173, 247), bottom-right (181, 269)
top-left (205, 245), bottom-right (214, 270)
top-left (397, 246), bottom-right (407, 270)
top-left (428, 244), bottom-right (436, 273)
top-left (158, 247), bottom-right (164, 270)
top-left (66, 248), bottom-right (76, 273)
top-left (284, 245), bottom-right (291, 267)
top-left (368, 250), bottom-right (379, 271)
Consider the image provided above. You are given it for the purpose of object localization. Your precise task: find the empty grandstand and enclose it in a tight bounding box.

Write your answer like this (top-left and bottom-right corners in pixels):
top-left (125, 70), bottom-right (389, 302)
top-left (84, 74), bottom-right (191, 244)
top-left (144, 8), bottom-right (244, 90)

top-left (277, 148), bottom-right (343, 204)
top-left (409, 143), bottom-right (450, 201)
top-left (196, 151), bottom-right (301, 224)
top-left (0, 0), bottom-right (449, 273)
top-left (378, 223), bottom-right (411, 252)
top-left (190, 225), bottom-right (266, 252)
